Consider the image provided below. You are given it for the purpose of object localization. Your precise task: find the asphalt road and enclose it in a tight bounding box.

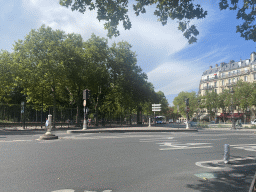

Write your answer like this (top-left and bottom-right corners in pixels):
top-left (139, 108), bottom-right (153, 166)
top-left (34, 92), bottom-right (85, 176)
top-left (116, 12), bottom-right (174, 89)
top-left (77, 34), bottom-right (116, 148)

top-left (1, 129), bottom-right (256, 192)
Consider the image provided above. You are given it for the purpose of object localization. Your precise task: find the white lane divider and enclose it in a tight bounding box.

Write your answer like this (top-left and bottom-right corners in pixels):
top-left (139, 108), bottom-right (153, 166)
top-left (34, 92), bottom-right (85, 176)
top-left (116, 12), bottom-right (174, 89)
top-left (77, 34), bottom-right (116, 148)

top-left (230, 144), bottom-right (256, 152)
top-left (158, 142), bottom-right (212, 150)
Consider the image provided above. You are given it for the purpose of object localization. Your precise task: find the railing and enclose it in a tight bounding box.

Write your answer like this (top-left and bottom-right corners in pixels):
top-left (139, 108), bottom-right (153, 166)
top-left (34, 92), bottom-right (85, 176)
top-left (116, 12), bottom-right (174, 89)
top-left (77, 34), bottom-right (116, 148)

top-left (201, 68), bottom-right (253, 83)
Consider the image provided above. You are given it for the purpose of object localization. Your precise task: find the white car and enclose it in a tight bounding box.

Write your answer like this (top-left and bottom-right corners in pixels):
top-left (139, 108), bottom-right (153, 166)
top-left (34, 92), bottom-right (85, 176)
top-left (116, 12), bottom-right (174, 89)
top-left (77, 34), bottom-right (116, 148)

top-left (251, 119), bottom-right (256, 125)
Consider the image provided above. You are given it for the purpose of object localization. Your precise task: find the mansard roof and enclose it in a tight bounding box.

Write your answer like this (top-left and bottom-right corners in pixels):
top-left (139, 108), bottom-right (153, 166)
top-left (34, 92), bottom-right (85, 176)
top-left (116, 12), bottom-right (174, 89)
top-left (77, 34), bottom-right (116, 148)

top-left (202, 59), bottom-right (256, 76)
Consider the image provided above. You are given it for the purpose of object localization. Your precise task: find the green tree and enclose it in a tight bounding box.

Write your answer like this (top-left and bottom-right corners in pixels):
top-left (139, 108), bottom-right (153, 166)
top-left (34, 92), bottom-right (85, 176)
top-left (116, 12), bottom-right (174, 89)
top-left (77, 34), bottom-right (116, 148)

top-left (13, 25), bottom-right (69, 127)
top-left (173, 91), bottom-right (198, 119)
top-left (0, 50), bottom-right (16, 103)
top-left (60, 0), bottom-right (256, 43)
top-left (233, 80), bottom-right (254, 123)
top-left (201, 90), bottom-right (219, 122)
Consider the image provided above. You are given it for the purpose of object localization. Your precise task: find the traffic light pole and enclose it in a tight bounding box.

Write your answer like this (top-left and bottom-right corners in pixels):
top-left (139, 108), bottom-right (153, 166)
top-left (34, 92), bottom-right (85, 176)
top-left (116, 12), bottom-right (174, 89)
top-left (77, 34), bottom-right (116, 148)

top-left (185, 98), bottom-right (191, 129)
top-left (82, 100), bottom-right (87, 130)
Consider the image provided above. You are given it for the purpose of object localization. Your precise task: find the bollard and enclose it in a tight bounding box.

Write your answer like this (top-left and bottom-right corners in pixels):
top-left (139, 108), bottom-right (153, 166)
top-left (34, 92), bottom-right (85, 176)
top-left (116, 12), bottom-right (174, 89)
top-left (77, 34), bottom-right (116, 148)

top-left (148, 118), bottom-right (151, 127)
top-left (224, 144), bottom-right (230, 164)
top-left (45, 114), bottom-right (52, 135)
top-left (39, 114), bottom-right (58, 140)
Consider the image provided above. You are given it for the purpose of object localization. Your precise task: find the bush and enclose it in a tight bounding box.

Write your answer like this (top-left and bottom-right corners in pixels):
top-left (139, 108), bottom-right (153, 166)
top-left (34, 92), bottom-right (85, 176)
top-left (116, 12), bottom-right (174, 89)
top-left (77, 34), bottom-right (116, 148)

top-left (250, 125), bottom-right (256, 129)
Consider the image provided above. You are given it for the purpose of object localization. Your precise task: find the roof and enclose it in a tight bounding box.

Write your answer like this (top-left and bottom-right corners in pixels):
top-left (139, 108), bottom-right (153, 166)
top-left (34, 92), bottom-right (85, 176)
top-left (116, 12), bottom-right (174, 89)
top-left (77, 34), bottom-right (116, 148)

top-left (202, 59), bottom-right (256, 76)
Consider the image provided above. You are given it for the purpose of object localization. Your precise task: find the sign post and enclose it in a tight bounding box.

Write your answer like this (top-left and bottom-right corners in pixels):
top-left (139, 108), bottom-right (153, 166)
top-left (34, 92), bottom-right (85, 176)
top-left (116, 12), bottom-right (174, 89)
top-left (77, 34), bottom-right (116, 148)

top-left (152, 104), bottom-right (161, 126)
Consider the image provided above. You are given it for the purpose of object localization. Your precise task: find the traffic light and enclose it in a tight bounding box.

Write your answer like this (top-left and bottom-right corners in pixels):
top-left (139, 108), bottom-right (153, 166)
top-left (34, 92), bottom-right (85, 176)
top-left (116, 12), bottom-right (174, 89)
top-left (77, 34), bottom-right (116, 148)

top-left (185, 98), bottom-right (189, 106)
top-left (83, 89), bottom-right (90, 100)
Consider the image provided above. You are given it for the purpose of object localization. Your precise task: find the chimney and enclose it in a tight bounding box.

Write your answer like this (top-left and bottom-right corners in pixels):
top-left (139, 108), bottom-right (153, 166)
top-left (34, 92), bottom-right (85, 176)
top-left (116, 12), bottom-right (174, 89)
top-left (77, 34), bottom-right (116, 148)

top-left (215, 64), bottom-right (218, 68)
top-left (251, 52), bottom-right (255, 63)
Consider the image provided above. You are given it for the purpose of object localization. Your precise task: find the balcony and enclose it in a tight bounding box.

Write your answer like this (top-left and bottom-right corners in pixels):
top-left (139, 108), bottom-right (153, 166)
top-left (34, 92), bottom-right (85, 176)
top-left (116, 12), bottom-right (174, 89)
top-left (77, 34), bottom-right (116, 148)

top-left (251, 68), bottom-right (256, 73)
top-left (200, 76), bottom-right (218, 83)
top-left (202, 85), bottom-right (218, 90)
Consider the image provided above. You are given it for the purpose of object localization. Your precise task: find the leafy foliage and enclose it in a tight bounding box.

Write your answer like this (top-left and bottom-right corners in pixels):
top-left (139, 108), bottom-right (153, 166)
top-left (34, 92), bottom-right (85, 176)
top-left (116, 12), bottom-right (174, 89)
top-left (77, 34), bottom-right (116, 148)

top-left (60, 0), bottom-right (256, 43)
top-left (1, 25), bottom-right (165, 123)
top-left (173, 91), bottom-right (198, 118)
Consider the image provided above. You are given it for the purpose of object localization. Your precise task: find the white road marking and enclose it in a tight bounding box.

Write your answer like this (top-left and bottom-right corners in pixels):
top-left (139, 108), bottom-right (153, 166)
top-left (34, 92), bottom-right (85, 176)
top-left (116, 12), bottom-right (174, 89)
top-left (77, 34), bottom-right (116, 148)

top-left (13, 140), bottom-right (32, 142)
top-left (158, 142), bottom-right (212, 150)
top-left (0, 140), bottom-right (33, 143)
top-left (195, 157), bottom-right (256, 169)
top-left (160, 146), bottom-right (212, 150)
top-left (52, 190), bottom-right (75, 192)
top-left (230, 144), bottom-right (256, 152)
top-left (195, 138), bottom-right (227, 141)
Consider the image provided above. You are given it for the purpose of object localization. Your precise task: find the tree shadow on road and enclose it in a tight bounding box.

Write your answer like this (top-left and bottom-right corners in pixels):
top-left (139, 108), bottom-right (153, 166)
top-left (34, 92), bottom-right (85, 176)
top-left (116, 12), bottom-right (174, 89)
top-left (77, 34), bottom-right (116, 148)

top-left (187, 165), bottom-right (256, 192)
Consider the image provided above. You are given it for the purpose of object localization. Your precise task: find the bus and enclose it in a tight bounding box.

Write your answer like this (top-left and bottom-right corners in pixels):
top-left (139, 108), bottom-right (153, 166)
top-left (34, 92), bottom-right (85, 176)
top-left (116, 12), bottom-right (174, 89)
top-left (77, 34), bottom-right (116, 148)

top-left (155, 116), bottom-right (166, 124)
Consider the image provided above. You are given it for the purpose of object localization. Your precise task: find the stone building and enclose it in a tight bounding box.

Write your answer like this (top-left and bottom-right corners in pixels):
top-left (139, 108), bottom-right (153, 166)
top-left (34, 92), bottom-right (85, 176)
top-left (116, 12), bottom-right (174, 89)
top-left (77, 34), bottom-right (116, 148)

top-left (198, 52), bottom-right (256, 122)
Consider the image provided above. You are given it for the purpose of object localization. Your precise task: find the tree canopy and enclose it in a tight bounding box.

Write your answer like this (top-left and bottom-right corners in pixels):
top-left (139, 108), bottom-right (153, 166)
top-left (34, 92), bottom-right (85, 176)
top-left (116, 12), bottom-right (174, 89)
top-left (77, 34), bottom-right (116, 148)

top-left (59, 0), bottom-right (256, 44)
top-left (1, 25), bottom-right (167, 123)
top-left (173, 91), bottom-right (198, 118)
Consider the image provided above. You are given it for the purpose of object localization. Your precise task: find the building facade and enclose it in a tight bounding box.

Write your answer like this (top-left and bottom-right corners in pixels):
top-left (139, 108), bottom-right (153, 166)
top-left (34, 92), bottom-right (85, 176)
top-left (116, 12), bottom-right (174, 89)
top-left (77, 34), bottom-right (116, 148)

top-left (199, 52), bottom-right (256, 96)
top-left (198, 52), bottom-right (256, 122)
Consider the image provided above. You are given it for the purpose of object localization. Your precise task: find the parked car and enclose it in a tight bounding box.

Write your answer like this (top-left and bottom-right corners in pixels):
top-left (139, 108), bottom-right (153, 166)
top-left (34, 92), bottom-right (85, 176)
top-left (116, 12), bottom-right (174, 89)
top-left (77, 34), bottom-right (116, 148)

top-left (251, 119), bottom-right (256, 125)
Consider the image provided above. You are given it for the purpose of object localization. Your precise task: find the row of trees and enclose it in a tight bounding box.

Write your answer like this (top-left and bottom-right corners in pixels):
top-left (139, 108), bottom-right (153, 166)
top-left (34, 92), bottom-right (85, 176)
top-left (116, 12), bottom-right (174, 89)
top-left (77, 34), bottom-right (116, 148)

top-left (172, 80), bottom-right (256, 123)
top-left (0, 25), bottom-right (169, 125)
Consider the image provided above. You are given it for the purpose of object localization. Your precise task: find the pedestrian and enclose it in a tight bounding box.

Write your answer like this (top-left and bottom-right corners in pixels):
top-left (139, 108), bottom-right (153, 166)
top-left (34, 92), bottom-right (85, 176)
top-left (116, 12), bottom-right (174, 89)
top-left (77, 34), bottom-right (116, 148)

top-left (45, 118), bottom-right (49, 128)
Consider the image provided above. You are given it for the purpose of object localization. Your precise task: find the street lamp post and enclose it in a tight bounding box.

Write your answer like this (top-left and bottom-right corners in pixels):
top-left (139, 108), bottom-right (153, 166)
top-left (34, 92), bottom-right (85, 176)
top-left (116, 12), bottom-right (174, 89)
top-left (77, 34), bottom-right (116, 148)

top-left (230, 89), bottom-right (236, 130)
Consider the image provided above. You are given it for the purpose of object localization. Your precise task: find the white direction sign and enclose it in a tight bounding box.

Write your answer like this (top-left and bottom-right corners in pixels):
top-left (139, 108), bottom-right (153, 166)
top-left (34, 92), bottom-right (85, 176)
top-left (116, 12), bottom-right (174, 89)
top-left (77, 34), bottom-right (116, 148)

top-left (152, 104), bottom-right (161, 111)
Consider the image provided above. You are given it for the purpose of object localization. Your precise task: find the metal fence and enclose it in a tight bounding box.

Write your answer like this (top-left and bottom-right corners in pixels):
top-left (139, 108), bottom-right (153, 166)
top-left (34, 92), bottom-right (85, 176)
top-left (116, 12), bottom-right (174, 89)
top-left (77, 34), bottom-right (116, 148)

top-left (0, 104), bottom-right (151, 128)
top-left (0, 104), bottom-right (77, 123)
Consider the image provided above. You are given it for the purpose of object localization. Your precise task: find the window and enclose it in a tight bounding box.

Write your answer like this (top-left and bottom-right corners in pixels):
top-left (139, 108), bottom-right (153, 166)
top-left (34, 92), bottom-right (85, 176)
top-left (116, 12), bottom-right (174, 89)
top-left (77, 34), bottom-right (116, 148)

top-left (229, 79), bottom-right (231, 84)
top-left (237, 77), bottom-right (239, 81)
top-left (254, 74), bottom-right (256, 80)
top-left (222, 80), bottom-right (224, 85)
top-left (215, 89), bottom-right (217, 93)
top-left (244, 76), bottom-right (248, 81)
top-left (229, 72), bottom-right (231, 76)
top-left (233, 78), bottom-right (235, 82)
top-left (214, 82), bottom-right (217, 87)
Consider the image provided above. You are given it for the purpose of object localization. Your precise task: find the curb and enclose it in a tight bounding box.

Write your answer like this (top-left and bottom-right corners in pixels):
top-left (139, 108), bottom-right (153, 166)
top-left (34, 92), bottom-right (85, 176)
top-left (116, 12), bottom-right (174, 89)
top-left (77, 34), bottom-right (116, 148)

top-left (67, 128), bottom-right (198, 134)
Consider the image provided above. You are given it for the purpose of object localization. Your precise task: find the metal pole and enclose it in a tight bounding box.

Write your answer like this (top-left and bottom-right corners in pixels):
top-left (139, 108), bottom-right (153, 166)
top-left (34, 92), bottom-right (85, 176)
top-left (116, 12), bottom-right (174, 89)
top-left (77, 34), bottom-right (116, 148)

top-left (224, 144), bottom-right (230, 164)
top-left (154, 111), bottom-right (156, 126)
top-left (83, 106), bottom-right (87, 130)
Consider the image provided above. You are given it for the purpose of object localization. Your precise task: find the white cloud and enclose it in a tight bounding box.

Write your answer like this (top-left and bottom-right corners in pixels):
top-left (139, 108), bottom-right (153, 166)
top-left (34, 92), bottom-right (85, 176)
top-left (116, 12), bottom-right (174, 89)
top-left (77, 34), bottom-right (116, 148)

top-left (147, 60), bottom-right (203, 95)
top-left (22, 0), bottom-right (107, 39)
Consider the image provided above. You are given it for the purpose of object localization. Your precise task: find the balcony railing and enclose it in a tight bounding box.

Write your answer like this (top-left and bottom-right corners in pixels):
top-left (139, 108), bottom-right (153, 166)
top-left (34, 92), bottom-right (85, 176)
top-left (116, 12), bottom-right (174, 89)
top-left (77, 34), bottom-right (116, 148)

top-left (201, 68), bottom-right (253, 83)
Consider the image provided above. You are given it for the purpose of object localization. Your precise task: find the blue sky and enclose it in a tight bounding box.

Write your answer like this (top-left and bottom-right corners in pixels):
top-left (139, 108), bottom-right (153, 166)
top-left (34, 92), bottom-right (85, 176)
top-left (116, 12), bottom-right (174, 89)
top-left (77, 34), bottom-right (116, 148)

top-left (1, 0), bottom-right (255, 106)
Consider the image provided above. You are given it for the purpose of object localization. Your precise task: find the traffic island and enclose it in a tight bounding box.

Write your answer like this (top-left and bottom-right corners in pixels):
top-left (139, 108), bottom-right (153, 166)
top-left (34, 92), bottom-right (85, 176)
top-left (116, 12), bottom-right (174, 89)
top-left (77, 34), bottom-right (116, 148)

top-left (196, 157), bottom-right (256, 170)
top-left (67, 127), bottom-right (198, 134)
top-left (39, 132), bottom-right (58, 140)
